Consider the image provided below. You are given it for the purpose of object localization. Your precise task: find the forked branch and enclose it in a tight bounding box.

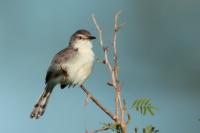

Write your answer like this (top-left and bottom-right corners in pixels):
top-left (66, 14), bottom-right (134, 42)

top-left (82, 11), bottom-right (126, 133)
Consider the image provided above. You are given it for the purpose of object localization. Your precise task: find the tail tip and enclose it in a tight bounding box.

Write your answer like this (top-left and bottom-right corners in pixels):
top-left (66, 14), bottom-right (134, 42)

top-left (30, 105), bottom-right (45, 119)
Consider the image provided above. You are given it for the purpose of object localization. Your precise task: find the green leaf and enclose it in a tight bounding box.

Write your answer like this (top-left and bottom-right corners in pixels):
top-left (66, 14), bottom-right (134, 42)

top-left (135, 106), bottom-right (138, 112)
top-left (140, 105), bottom-right (143, 114)
top-left (132, 100), bottom-right (137, 108)
top-left (144, 99), bottom-right (150, 105)
top-left (147, 106), bottom-right (154, 116)
top-left (143, 106), bottom-right (147, 116)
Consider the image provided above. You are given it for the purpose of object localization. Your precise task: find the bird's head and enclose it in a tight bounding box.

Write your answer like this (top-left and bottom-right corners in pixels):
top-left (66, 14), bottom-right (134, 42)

top-left (70, 29), bottom-right (96, 49)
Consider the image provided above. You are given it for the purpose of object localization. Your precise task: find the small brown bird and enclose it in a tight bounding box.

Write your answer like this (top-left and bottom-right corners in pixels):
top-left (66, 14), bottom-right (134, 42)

top-left (30, 29), bottom-right (96, 119)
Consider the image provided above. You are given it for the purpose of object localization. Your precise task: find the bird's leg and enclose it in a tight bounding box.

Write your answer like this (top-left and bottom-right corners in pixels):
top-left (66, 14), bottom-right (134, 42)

top-left (60, 65), bottom-right (68, 81)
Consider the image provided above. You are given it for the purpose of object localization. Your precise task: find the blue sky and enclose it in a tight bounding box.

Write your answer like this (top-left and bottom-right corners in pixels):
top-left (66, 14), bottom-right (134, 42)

top-left (0, 0), bottom-right (200, 133)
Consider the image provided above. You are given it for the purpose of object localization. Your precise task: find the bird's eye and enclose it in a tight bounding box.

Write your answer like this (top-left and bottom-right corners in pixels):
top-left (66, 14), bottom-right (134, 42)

top-left (78, 36), bottom-right (82, 40)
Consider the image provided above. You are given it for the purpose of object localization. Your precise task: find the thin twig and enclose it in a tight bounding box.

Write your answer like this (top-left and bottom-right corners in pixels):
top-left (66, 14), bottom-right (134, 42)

top-left (80, 85), bottom-right (116, 121)
top-left (118, 94), bottom-right (124, 120)
top-left (113, 11), bottom-right (121, 81)
top-left (92, 14), bottom-right (103, 48)
top-left (92, 127), bottom-right (110, 133)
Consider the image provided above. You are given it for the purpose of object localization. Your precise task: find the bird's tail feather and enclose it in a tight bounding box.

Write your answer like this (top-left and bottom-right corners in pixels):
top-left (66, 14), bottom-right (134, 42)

top-left (30, 85), bottom-right (53, 119)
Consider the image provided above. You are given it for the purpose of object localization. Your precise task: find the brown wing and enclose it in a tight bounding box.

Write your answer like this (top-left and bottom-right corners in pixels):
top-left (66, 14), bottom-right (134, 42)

top-left (45, 46), bottom-right (78, 84)
top-left (51, 46), bottom-right (78, 64)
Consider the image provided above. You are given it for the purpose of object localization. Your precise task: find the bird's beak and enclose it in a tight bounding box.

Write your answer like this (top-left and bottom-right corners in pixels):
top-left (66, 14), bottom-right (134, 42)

top-left (88, 36), bottom-right (96, 40)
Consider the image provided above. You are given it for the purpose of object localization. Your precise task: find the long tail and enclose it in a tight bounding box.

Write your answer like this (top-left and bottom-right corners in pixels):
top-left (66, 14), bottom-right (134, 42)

top-left (30, 85), bottom-right (54, 119)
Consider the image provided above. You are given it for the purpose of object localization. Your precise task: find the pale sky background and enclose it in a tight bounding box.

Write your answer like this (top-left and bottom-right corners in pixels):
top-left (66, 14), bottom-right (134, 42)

top-left (0, 0), bottom-right (200, 133)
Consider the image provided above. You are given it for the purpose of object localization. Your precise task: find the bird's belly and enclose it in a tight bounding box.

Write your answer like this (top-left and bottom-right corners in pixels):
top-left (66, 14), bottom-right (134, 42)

top-left (62, 49), bottom-right (94, 85)
top-left (69, 62), bottom-right (93, 84)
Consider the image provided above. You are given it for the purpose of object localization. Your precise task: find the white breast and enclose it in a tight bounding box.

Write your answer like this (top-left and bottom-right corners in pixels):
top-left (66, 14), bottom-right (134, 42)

top-left (63, 41), bottom-right (95, 85)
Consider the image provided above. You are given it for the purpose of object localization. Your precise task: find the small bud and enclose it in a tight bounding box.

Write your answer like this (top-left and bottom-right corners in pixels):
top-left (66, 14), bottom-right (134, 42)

top-left (102, 60), bottom-right (106, 64)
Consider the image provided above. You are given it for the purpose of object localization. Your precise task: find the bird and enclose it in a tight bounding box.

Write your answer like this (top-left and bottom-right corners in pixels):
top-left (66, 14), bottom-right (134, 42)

top-left (30, 29), bottom-right (96, 119)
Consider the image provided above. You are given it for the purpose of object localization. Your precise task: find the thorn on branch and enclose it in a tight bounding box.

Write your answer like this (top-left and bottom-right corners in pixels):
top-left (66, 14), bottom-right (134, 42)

top-left (102, 60), bottom-right (106, 64)
top-left (115, 23), bottom-right (126, 32)
top-left (123, 99), bottom-right (126, 111)
top-left (83, 94), bottom-right (92, 107)
top-left (96, 57), bottom-right (106, 64)
top-left (103, 47), bottom-right (109, 52)
top-left (107, 80), bottom-right (114, 86)
top-left (107, 80), bottom-right (119, 87)
top-left (114, 28), bottom-right (119, 32)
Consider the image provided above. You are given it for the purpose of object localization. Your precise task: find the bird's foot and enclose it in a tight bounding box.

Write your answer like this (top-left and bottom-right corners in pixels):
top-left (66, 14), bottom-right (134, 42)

top-left (30, 103), bottom-right (45, 119)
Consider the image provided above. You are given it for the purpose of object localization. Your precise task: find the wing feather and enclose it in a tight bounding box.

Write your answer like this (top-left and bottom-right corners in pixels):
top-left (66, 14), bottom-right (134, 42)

top-left (45, 46), bottom-right (77, 84)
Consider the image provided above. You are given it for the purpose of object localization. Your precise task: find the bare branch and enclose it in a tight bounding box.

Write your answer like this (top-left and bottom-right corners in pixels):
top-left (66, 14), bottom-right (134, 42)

top-left (92, 14), bottom-right (119, 119)
top-left (83, 11), bottom-right (126, 133)
top-left (80, 85), bottom-right (116, 121)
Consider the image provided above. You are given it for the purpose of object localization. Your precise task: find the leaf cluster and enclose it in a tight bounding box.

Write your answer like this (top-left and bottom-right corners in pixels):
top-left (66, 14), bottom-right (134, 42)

top-left (132, 98), bottom-right (158, 116)
top-left (143, 125), bottom-right (159, 133)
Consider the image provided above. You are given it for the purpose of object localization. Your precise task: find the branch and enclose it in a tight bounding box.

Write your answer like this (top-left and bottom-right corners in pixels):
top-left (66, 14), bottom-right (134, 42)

top-left (113, 10), bottom-right (125, 84)
top-left (92, 14), bottom-right (119, 119)
top-left (92, 11), bottom-right (126, 133)
top-left (113, 11), bottom-right (127, 128)
top-left (84, 11), bottom-right (126, 133)
top-left (80, 85), bottom-right (116, 121)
